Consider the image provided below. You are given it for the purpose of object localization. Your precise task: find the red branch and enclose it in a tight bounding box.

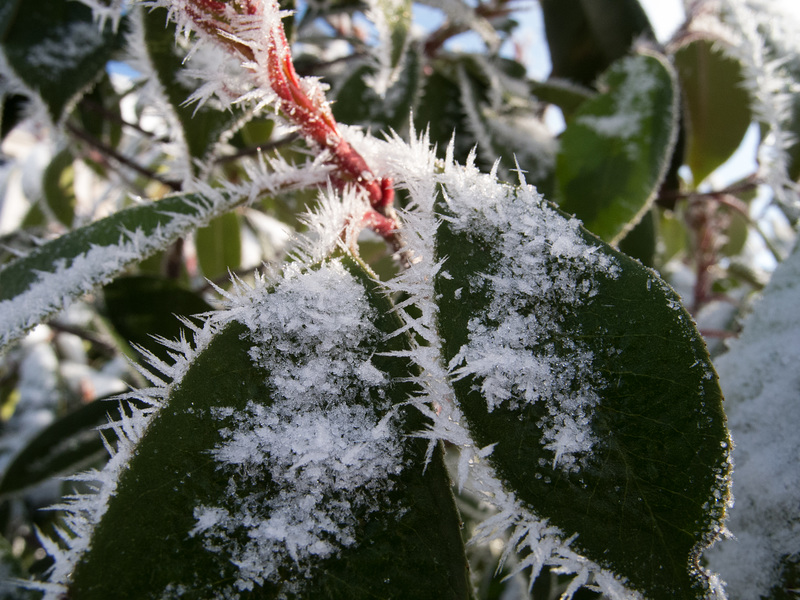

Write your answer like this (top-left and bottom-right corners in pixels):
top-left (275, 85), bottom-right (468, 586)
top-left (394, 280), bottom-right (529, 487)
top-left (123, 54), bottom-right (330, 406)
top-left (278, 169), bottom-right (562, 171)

top-left (185, 0), bottom-right (400, 248)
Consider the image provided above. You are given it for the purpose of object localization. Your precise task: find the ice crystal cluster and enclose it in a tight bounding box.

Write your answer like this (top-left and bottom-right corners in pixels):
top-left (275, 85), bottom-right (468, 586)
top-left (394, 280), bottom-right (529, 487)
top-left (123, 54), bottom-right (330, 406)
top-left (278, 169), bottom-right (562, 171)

top-left (191, 262), bottom-right (405, 594)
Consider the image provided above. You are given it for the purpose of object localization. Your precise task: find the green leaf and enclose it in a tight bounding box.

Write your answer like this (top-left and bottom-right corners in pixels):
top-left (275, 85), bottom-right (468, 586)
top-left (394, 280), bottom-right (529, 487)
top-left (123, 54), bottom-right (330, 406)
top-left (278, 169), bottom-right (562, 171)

top-left (673, 37), bottom-right (752, 185)
top-left (0, 395), bottom-right (146, 501)
top-left (68, 257), bottom-right (471, 599)
top-left (141, 6), bottom-right (242, 161)
top-left (103, 275), bottom-right (213, 367)
top-left (541, 0), bottom-right (654, 87)
top-left (371, 0), bottom-right (412, 70)
top-left (334, 43), bottom-right (422, 135)
top-left (555, 52), bottom-right (679, 244)
top-left (617, 206), bottom-right (656, 267)
top-left (0, 190), bottom-right (244, 355)
top-left (43, 148), bottom-right (77, 227)
top-left (0, 0), bottom-right (126, 122)
top-left (432, 181), bottom-right (730, 599)
top-left (196, 212), bottom-right (242, 281)
top-left (529, 77), bottom-right (595, 121)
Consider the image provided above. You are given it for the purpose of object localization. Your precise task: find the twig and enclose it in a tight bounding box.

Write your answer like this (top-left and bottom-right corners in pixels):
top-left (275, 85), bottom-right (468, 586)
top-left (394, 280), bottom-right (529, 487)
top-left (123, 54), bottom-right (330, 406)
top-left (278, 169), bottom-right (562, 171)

top-left (66, 122), bottom-right (182, 191)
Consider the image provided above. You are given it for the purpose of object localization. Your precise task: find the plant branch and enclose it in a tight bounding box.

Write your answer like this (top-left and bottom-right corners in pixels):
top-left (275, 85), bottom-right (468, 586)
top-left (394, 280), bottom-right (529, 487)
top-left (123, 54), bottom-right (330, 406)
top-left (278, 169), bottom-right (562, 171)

top-left (66, 122), bottom-right (183, 191)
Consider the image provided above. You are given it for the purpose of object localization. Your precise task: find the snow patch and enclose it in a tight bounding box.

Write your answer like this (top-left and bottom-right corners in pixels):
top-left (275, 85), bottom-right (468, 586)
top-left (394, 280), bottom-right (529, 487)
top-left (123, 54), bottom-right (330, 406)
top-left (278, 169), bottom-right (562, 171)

top-left (190, 261), bottom-right (406, 595)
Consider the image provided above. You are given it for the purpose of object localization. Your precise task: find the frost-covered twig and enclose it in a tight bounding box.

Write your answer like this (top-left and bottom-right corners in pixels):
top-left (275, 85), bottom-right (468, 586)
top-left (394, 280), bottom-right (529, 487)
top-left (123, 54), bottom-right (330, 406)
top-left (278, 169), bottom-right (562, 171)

top-left (156, 0), bottom-right (402, 248)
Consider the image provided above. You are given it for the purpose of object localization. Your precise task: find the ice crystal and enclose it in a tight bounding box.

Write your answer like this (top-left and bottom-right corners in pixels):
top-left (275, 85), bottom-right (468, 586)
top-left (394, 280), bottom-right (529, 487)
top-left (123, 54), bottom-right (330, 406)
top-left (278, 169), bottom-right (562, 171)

top-left (354, 129), bottom-right (639, 597)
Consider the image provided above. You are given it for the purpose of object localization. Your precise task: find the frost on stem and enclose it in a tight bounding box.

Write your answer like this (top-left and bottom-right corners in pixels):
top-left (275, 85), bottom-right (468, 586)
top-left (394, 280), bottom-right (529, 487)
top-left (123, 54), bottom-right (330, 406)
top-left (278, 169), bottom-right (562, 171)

top-left (156, 0), bottom-right (400, 245)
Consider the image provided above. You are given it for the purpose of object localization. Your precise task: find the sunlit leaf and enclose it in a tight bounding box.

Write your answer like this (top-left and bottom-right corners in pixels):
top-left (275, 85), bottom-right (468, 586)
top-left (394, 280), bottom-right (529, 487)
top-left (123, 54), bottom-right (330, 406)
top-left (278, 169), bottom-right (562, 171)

top-left (673, 36), bottom-right (752, 185)
top-left (555, 52), bottom-right (679, 244)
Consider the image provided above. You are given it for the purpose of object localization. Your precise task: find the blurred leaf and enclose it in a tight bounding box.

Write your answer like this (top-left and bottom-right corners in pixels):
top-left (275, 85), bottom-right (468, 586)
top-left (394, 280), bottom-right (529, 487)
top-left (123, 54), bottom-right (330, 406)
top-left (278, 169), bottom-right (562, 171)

top-left (141, 5), bottom-right (241, 161)
top-left (0, 92), bottom-right (28, 140)
top-left (373, 0), bottom-right (412, 69)
top-left (43, 148), bottom-right (77, 227)
top-left (334, 43), bottom-right (422, 136)
top-left (76, 74), bottom-right (125, 151)
top-left (103, 276), bottom-right (212, 366)
top-left (0, 0), bottom-right (22, 42)
top-left (0, 190), bottom-right (245, 355)
top-left (0, 0), bottom-right (126, 122)
top-left (618, 207), bottom-right (656, 266)
top-left (196, 212), bottom-right (242, 281)
top-left (70, 257), bottom-right (471, 599)
top-left (555, 52), bottom-right (679, 244)
top-left (415, 65), bottom-right (474, 164)
top-left (0, 395), bottom-right (146, 501)
top-left (0, 535), bottom-right (34, 600)
top-left (529, 77), bottom-right (595, 121)
top-left (673, 37), bottom-right (752, 185)
top-left (433, 183), bottom-right (730, 599)
top-left (720, 206), bottom-right (749, 257)
top-left (541, 0), bottom-right (654, 87)
top-left (657, 208), bottom-right (689, 267)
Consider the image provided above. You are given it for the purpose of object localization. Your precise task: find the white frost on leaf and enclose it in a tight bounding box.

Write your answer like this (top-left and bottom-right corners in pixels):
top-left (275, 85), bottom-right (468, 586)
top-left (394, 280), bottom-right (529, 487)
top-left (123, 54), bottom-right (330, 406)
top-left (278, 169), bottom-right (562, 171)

top-left (190, 260), bottom-right (405, 594)
top-left (0, 192), bottom-right (243, 354)
top-left (363, 0), bottom-right (410, 97)
top-left (356, 129), bottom-right (638, 597)
top-left (717, 0), bottom-right (800, 217)
top-left (706, 240), bottom-right (800, 599)
top-left (576, 55), bottom-right (661, 159)
top-left (29, 315), bottom-right (215, 600)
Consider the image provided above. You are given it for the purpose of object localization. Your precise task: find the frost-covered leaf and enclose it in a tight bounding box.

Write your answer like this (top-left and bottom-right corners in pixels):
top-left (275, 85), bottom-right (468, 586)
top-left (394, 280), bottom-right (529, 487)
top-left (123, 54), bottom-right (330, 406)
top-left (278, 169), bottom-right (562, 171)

top-left (60, 257), bottom-right (470, 599)
top-left (706, 240), bottom-right (800, 600)
top-left (415, 56), bottom-right (556, 186)
top-left (673, 36), bottom-right (752, 185)
top-left (432, 175), bottom-right (729, 599)
top-left (364, 0), bottom-right (412, 90)
top-left (0, 190), bottom-right (244, 355)
top-left (541, 0), bottom-right (654, 87)
top-left (0, 0), bottom-right (126, 122)
top-left (141, 6), bottom-right (243, 162)
top-left (555, 52), bottom-right (679, 244)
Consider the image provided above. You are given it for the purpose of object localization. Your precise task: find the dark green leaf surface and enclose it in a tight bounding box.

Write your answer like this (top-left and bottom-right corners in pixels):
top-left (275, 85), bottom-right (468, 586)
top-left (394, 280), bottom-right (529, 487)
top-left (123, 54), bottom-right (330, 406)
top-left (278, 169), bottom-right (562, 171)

top-left (541, 0), bottom-right (654, 87)
top-left (433, 185), bottom-right (729, 599)
top-left (673, 37), bottom-right (752, 185)
top-left (69, 257), bottom-right (471, 599)
top-left (103, 276), bottom-right (212, 366)
top-left (556, 52), bottom-right (679, 244)
top-left (1, 0), bottom-right (126, 122)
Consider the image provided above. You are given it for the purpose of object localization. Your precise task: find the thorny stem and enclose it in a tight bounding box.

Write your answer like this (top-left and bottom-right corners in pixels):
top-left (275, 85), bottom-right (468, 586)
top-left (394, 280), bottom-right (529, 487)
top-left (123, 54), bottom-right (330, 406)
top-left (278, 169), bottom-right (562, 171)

top-left (184, 0), bottom-right (403, 254)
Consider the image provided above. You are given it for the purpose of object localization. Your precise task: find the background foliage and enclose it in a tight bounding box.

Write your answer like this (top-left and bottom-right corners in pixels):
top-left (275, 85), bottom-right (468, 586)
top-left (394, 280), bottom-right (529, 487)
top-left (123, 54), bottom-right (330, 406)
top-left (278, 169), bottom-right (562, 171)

top-left (0, 0), bottom-right (798, 598)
